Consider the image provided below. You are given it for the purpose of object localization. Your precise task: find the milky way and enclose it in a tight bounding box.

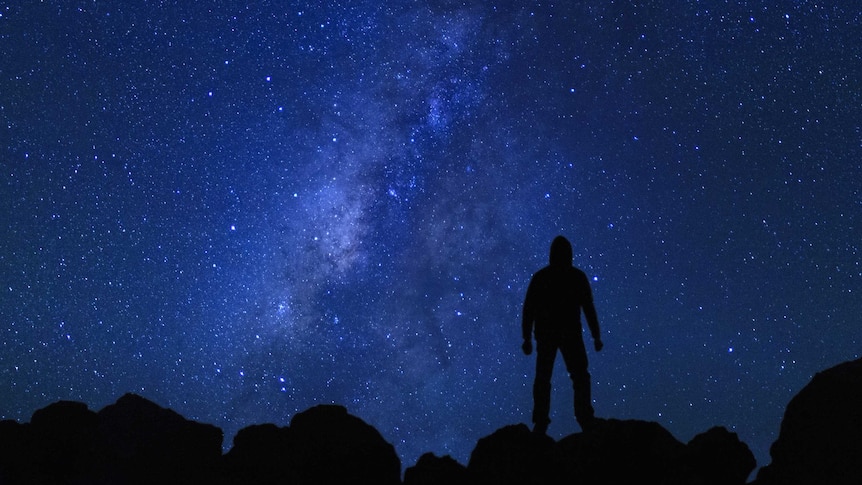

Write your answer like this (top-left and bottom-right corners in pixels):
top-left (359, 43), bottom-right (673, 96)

top-left (2, 1), bottom-right (860, 474)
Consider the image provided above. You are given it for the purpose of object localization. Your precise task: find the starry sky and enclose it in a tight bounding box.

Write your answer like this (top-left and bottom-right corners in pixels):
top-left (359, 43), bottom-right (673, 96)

top-left (2, 0), bottom-right (860, 474)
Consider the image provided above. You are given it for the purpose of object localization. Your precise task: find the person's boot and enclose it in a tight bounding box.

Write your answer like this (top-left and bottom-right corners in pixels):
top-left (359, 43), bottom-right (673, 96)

top-left (577, 416), bottom-right (595, 433)
top-left (533, 419), bottom-right (549, 435)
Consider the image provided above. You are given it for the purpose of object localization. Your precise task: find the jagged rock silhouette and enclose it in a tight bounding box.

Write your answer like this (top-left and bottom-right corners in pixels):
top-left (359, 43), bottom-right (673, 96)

top-left (98, 393), bottom-right (223, 484)
top-left (1, 358), bottom-right (860, 485)
top-left (467, 423), bottom-right (557, 484)
top-left (222, 404), bottom-right (400, 485)
top-left (0, 394), bottom-right (222, 485)
top-left (555, 418), bottom-right (687, 484)
top-left (754, 357), bottom-right (862, 485)
top-left (683, 426), bottom-right (757, 485)
top-left (26, 400), bottom-right (102, 484)
top-left (404, 452), bottom-right (469, 485)
top-left (465, 418), bottom-right (754, 485)
top-left (221, 423), bottom-right (298, 484)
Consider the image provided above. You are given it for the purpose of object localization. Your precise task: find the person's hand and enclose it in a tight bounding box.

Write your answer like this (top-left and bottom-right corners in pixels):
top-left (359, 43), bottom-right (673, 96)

top-left (522, 339), bottom-right (533, 355)
top-left (594, 338), bottom-right (604, 352)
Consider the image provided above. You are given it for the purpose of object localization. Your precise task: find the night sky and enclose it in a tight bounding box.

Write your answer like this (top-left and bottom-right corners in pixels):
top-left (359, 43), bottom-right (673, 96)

top-left (2, 1), bottom-right (860, 474)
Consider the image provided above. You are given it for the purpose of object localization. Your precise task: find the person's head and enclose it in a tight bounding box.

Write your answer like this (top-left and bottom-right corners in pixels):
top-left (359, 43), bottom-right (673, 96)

top-left (549, 236), bottom-right (573, 267)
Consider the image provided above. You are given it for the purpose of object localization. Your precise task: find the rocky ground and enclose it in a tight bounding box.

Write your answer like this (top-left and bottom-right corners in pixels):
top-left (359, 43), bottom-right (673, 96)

top-left (1, 357), bottom-right (860, 484)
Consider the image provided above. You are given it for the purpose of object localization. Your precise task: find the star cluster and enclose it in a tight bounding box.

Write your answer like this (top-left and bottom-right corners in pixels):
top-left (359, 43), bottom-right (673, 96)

top-left (2, 1), bottom-right (860, 473)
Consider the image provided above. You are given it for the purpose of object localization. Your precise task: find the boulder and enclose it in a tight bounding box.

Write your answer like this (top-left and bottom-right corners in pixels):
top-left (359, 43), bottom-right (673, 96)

top-left (404, 452), bottom-right (469, 485)
top-left (755, 357), bottom-right (862, 485)
top-left (97, 393), bottom-right (223, 484)
top-left (556, 418), bottom-right (686, 484)
top-left (290, 405), bottom-right (401, 485)
top-left (221, 423), bottom-right (299, 484)
top-left (466, 418), bottom-right (753, 485)
top-left (0, 395), bottom-right (223, 484)
top-left (220, 404), bottom-right (402, 484)
top-left (467, 423), bottom-right (557, 485)
top-left (287, 404), bottom-right (401, 485)
top-left (28, 400), bottom-right (102, 483)
top-left (679, 426), bottom-right (756, 485)
top-left (0, 420), bottom-right (30, 483)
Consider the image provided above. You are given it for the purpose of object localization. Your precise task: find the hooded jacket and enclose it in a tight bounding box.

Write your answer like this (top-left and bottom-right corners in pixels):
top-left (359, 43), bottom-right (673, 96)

top-left (522, 236), bottom-right (600, 343)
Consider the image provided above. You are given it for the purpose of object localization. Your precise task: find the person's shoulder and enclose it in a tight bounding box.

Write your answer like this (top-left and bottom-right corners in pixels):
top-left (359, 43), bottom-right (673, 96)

top-left (535, 265), bottom-right (552, 273)
top-left (570, 266), bottom-right (589, 280)
top-left (531, 266), bottom-right (551, 279)
top-left (535, 264), bottom-right (568, 280)
top-left (571, 266), bottom-right (587, 275)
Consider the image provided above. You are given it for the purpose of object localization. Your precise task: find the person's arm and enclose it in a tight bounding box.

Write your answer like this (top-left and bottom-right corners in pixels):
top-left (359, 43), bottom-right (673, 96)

top-left (582, 274), bottom-right (603, 351)
top-left (583, 299), bottom-right (603, 351)
top-left (521, 276), bottom-right (536, 355)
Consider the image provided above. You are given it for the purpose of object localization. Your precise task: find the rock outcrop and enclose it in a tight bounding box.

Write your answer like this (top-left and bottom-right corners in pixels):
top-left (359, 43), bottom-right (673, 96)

top-left (288, 404), bottom-right (402, 484)
top-left (4, 358), bottom-right (862, 485)
top-left (754, 357), bottom-right (862, 485)
top-left (98, 393), bottom-right (223, 484)
top-left (464, 418), bottom-right (754, 485)
top-left (222, 404), bottom-right (401, 485)
top-left (25, 400), bottom-right (103, 484)
top-left (0, 394), bottom-right (222, 485)
top-left (404, 452), bottom-right (469, 485)
top-left (467, 423), bottom-right (557, 484)
top-left (683, 426), bottom-right (758, 485)
top-left (220, 423), bottom-right (298, 484)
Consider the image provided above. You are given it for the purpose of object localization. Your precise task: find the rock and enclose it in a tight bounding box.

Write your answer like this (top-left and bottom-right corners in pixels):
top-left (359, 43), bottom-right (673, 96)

top-left (290, 405), bottom-right (401, 485)
top-left (221, 423), bottom-right (299, 484)
top-left (681, 426), bottom-right (756, 485)
top-left (404, 452), bottom-right (469, 485)
top-left (287, 404), bottom-right (401, 485)
top-left (467, 423), bottom-right (557, 485)
top-left (221, 405), bottom-right (400, 484)
top-left (755, 357), bottom-right (862, 485)
top-left (0, 420), bottom-right (29, 483)
top-left (96, 393), bottom-right (223, 484)
top-left (465, 418), bottom-right (753, 485)
top-left (29, 400), bottom-right (102, 483)
top-left (0, 391), bottom-right (769, 485)
top-left (556, 418), bottom-right (686, 485)
top-left (0, 395), bottom-right (224, 484)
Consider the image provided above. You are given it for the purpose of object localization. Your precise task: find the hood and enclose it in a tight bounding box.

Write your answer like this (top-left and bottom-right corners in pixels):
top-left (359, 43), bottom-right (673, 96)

top-left (549, 236), bottom-right (573, 267)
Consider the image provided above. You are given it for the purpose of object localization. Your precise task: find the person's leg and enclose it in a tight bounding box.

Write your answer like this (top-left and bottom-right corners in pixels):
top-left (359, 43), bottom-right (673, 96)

top-left (532, 340), bottom-right (557, 433)
top-left (560, 336), bottom-right (594, 430)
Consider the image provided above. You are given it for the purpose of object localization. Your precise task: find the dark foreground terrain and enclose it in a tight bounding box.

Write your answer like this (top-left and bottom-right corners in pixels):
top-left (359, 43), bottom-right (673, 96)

top-left (1, 357), bottom-right (860, 484)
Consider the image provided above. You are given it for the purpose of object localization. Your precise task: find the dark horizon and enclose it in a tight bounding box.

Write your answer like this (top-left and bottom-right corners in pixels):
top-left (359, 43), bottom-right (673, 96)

top-left (4, 352), bottom-right (861, 485)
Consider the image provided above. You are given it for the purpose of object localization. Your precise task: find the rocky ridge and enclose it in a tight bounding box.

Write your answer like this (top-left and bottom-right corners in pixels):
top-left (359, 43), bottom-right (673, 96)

top-left (1, 357), bottom-right (860, 484)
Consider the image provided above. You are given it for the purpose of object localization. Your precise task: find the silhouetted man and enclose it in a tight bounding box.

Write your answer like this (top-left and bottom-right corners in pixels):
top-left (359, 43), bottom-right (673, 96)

top-left (522, 235), bottom-right (603, 435)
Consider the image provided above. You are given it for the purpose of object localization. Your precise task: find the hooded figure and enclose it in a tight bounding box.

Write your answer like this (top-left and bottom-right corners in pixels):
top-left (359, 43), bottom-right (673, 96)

top-left (522, 235), bottom-right (603, 434)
